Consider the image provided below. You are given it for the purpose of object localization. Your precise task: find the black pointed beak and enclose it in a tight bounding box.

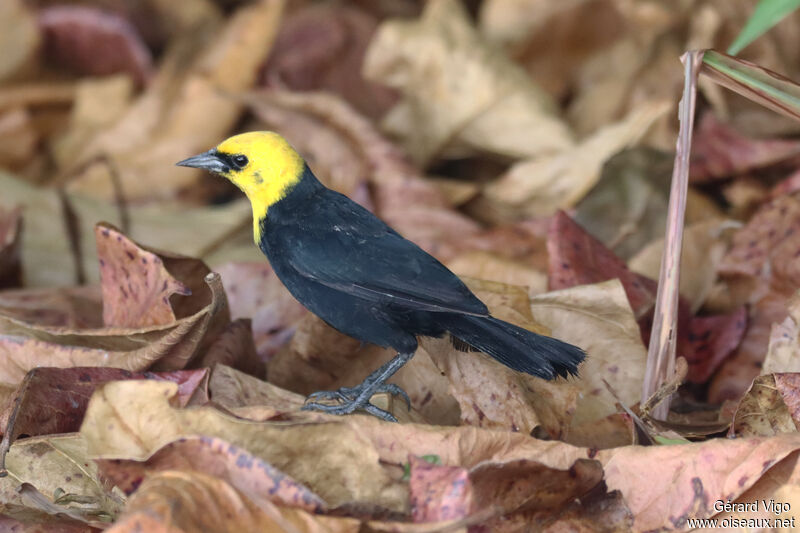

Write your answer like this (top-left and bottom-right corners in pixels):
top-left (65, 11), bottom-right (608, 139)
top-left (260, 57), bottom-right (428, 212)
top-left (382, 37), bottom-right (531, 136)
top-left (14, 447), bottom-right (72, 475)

top-left (176, 150), bottom-right (228, 173)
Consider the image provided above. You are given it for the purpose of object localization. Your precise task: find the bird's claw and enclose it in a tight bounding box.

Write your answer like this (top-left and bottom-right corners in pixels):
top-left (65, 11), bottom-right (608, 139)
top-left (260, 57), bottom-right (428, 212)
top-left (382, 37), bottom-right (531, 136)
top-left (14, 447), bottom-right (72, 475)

top-left (302, 382), bottom-right (411, 422)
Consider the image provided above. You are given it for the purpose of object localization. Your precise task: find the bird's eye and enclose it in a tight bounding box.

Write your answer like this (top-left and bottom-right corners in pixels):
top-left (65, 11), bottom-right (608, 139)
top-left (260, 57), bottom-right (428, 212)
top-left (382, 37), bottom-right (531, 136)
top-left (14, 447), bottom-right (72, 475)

top-left (232, 155), bottom-right (249, 169)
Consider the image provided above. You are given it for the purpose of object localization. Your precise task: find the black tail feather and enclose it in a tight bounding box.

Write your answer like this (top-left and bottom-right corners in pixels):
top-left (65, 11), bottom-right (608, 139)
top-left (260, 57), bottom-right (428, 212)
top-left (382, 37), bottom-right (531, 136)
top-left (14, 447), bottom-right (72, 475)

top-left (442, 315), bottom-right (585, 380)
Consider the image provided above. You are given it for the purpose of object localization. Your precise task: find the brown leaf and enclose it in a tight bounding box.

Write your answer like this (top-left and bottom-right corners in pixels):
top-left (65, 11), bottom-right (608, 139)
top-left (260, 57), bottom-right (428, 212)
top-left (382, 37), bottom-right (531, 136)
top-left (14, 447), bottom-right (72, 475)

top-left (195, 319), bottom-right (263, 377)
top-left (0, 273), bottom-right (228, 387)
top-left (0, 0), bottom-right (40, 82)
top-left (408, 456), bottom-right (472, 523)
top-left (106, 470), bottom-right (360, 533)
top-left (216, 261), bottom-right (307, 361)
top-left (685, 308), bottom-right (747, 384)
top-left (0, 206), bottom-right (22, 290)
top-left (0, 285), bottom-right (102, 329)
top-left (95, 224), bottom-right (192, 328)
top-left (81, 380), bottom-right (408, 512)
top-left (690, 113), bottom-right (800, 183)
top-left (38, 6), bottom-right (154, 86)
top-left (364, 0), bottom-right (573, 164)
top-left (0, 434), bottom-right (121, 525)
top-left (731, 374), bottom-right (800, 437)
top-left (209, 363), bottom-right (305, 417)
top-left (483, 101), bottom-right (669, 219)
top-left (262, 3), bottom-right (397, 119)
top-left (97, 436), bottom-right (326, 512)
top-left (0, 515), bottom-right (98, 532)
top-left (65, 0), bottom-right (284, 201)
top-left (0, 108), bottom-right (38, 169)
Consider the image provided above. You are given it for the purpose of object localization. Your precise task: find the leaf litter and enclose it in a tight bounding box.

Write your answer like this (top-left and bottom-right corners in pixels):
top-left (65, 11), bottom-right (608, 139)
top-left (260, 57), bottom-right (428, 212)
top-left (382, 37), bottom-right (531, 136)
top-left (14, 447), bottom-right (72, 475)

top-left (4, 0), bottom-right (800, 531)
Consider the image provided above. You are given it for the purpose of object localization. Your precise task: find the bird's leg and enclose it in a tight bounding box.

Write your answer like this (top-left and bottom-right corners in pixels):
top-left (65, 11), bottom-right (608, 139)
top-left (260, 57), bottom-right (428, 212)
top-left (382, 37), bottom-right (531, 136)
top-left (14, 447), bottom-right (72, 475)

top-left (302, 351), bottom-right (414, 422)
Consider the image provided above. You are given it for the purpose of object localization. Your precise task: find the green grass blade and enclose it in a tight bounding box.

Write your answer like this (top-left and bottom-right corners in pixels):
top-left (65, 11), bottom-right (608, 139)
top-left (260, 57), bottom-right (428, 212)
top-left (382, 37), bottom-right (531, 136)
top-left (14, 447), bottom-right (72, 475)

top-left (728, 0), bottom-right (800, 55)
top-left (701, 50), bottom-right (800, 122)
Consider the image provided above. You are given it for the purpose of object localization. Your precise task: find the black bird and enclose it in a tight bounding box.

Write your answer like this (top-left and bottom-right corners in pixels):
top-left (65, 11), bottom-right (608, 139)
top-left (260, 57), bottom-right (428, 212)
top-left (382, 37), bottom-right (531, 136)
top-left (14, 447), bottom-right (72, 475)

top-left (177, 132), bottom-right (585, 421)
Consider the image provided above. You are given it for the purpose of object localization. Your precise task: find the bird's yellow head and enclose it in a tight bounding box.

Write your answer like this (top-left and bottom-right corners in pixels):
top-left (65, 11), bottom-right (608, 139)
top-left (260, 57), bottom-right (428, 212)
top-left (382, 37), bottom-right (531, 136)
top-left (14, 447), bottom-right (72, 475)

top-left (177, 132), bottom-right (305, 239)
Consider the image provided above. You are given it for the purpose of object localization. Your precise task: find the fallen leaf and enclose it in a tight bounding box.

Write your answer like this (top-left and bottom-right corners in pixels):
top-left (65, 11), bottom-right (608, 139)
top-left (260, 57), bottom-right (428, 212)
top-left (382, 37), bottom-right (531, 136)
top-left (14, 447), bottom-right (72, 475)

top-left (629, 219), bottom-right (732, 313)
top-left (80, 380), bottom-right (407, 512)
top-left (97, 436), bottom-right (326, 512)
top-left (195, 319), bottom-right (263, 377)
top-left (39, 6), bottom-right (154, 86)
top-left (0, 367), bottom-right (209, 456)
top-left (106, 470), bottom-right (360, 533)
top-left (0, 273), bottom-right (227, 387)
top-left (408, 455), bottom-right (472, 523)
top-left (0, 0), bottom-right (40, 82)
top-left (684, 308), bottom-right (747, 384)
top-left (363, 0), bottom-right (573, 164)
top-left (208, 364), bottom-right (304, 416)
top-left (547, 210), bottom-right (657, 319)
top-left (216, 261), bottom-right (307, 361)
top-left (483, 100), bottom-right (670, 219)
top-left (731, 374), bottom-right (800, 437)
top-left (0, 285), bottom-right (102, 329)
top-left (763, 292), bottom-right (800, 375)
top-left (0, 434), bottom-right (121, 525)
top-left (262, 3), bottom-right (397, 119)
top-left (445, 251), bottom-right (547, 295)
top-left (65, 0), bottom-right (284, 201)
top-left (690, 113), bottom-right (800, 183)
top-left (530, 280), bottom-right (646, 426)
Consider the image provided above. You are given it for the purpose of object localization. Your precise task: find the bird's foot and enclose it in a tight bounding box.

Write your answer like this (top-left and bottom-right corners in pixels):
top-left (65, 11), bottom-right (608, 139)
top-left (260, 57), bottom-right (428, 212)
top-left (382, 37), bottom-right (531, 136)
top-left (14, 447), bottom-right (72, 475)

top-left (302, 382), bottom-right (411, 422)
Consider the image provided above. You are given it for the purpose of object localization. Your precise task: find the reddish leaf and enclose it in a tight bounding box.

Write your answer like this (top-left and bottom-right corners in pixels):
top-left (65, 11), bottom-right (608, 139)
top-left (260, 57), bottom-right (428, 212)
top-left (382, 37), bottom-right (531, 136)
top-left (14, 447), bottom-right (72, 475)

top-left (262, 4), bottom-right (397, 119)
top-left (38, 5), bottom-right (153, 86)
top-left (684, 307), bottom-right (748, 384)
top-left (408, 455), bottom-right (472, 523)
top-left (547, 210), bottom-right (657, 318)
top-left (194, 318), bottom-right (264, 377)
top-left (0, 367), bottom-right (208, 468)
top-left (96, 224), bottom-right (192, 328)
top-left (690, 113), bottom-right (800, 183)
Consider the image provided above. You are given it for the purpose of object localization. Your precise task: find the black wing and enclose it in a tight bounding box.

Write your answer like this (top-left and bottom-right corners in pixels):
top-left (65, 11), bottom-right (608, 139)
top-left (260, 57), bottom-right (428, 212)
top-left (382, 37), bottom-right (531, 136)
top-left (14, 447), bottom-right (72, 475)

top-left (278, 192), bottom-right (489, 316)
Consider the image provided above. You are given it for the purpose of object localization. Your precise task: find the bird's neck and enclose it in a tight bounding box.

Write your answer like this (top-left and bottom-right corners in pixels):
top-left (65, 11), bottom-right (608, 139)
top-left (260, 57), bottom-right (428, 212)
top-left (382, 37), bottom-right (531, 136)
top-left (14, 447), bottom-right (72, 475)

top-left (251, 164), bottom-right (323, 242)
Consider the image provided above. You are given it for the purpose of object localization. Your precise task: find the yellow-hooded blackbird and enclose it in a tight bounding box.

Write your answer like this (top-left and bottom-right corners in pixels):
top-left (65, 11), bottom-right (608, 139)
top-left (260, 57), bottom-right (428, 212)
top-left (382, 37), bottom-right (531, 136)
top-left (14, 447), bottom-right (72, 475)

top-left (178, 132), bottom-right (585, 421)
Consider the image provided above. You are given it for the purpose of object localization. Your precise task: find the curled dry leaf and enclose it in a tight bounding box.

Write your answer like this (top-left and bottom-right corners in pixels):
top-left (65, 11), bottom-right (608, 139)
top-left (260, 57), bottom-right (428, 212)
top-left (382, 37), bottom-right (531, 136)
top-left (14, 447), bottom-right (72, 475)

top-left (530, 280), bottom-right (646, 427)
top-left (216, 261), bottom-right (307, 361)
top-left (106, 470), bottom-right (360, 533)
top-left (80, 380), bottom-right (408, 512)
top-left (363, 0), bottom-right (573, 164)
top-left (95, 224), bottom-right (192, 328)
top-left (690, 113), bottom-right (800, 183)
top-left (0, 206), bottom-right (22, 290)
top-left (483, 100), bottom-right (670, 219)
top-left (731, 374), bottom-right (800, 437)
top-left (65, 0), bottom-right (285, 201)
top-left (0, 273), bottom-right (227, 388)
top-left (262, 3), bottom-right (397, 119)
top-left (39, 6), bottom-right (154, 86)
top-left (763, 292), bottom-right (800, 375)
top-left (97, 436), bottom-right (326, 512)
top-left (0, 434), bottom-right (121, 525)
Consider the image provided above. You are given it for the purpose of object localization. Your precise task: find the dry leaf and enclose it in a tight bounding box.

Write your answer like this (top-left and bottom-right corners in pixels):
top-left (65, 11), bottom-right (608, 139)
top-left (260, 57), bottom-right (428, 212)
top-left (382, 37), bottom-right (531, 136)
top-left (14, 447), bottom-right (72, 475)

top-left (65, 0), bottom-right (285, 201)
top-left (0, 0), bottom-right (39, 82)
top-left (363, 0), bottom-right (573, 164)
top-left (97, 436), bottom-right (326, 512)
top-left (0, 434), bottom-right (121, 525)
top-left (80, 380), bottom-right (408, 512)
top-left (408, 456), bottom-right (472, 523)
top-left (0, 206), bottom-right (22, 290)
top-left (39, 6), bottom-right (154, 86)
top-left (530, 280), bottom-right (646, 426)
top-left (106, 470), bottom-right (360, 533)
top-left (0, 285), bottom-right (102, 329)
top-left (731, 374), bottom-right (800, 437)
top-left (763, 292), bottom-right (800, 374)
top-left (483, 100), bottom-right (669, 218)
